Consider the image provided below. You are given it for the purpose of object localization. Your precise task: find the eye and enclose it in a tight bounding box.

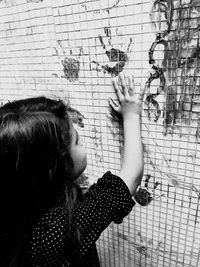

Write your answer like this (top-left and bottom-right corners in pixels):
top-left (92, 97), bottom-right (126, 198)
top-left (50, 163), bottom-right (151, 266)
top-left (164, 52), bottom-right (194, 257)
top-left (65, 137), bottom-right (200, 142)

top-left (75, 130), bottom-right (79, 144)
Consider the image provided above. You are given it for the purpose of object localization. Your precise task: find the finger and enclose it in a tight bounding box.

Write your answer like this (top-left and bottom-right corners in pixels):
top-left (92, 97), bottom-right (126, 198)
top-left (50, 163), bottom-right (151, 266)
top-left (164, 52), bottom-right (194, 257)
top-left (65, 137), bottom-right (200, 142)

top-left (128, 75), bottom-right (135, 96)
top-left (119, 73), bottom-right (129, 98)
top-left (119, 72), bottom-right (126, 88)
top-left (108, 98), bottom-right (120, 113)
top-left (112, 78), bottom-right (123, 102)
top-left (139, 82), bottom-right (148, 100)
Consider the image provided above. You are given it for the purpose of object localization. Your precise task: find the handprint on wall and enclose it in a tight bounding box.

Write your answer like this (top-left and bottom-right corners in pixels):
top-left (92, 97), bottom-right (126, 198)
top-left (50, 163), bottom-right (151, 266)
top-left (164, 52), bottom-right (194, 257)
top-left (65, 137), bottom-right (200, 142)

top-left (92, 27), bottom-right (132, 76)
top-left (52, 40), bottom-right (83, 82)
top-left (61, 45), bottom-right (83, 82)
top-left (134, 174), bottom-right (163, 206)
top-left (62, 57), bottom-right (80, 82)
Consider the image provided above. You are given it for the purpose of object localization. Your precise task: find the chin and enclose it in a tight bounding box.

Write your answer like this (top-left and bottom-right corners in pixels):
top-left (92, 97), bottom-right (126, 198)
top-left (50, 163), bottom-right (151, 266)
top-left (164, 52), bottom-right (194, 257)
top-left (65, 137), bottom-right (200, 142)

top-left (79, 162), bottom-right (87, 177)
top-left (74, 161), bottom-right (87, 180)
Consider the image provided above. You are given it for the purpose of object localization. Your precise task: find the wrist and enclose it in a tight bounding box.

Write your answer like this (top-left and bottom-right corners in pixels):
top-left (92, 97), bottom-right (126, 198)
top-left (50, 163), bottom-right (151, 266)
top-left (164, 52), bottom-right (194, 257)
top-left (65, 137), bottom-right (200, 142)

top-left (123, 113), bottom-right (140, 122)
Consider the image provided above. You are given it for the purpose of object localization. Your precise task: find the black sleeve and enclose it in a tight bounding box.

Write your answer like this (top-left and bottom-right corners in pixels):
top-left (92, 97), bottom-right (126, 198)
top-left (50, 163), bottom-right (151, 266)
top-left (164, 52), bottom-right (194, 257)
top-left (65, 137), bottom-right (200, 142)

top-left (74, 171), bottom-right (135, 253)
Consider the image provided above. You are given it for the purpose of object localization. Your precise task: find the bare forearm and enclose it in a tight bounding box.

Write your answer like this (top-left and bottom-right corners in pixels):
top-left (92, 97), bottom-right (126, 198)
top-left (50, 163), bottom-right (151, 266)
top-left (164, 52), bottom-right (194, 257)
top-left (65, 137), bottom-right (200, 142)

top-left (110, 73), bottom-right (145, 196)
top-left (119, 115), bottom-right (144, 196)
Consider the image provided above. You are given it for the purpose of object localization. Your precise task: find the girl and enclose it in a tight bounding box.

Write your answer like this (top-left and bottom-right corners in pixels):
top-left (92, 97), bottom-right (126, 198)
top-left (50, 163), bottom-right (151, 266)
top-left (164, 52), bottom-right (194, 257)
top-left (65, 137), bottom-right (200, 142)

top-left (0, 74), bottom-right (145, 267)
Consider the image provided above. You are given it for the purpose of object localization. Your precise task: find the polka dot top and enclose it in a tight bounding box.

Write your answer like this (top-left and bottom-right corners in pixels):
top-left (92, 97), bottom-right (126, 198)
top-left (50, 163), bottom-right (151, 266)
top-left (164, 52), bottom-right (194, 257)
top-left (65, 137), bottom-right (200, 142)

top-left (29, 171), bottom-right (135, 267)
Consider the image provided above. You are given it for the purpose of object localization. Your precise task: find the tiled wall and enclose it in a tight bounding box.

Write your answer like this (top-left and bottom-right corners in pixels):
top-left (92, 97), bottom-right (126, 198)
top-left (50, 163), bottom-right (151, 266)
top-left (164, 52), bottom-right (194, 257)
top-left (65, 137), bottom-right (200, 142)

top-left (0, 0), bottom-right (200, 266)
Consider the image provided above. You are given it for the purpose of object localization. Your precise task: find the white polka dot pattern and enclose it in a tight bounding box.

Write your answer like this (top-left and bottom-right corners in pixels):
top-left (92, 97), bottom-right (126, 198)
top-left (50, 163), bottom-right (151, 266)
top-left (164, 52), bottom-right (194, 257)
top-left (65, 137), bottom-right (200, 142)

top-left (30, 171), bottom-right (135, 266)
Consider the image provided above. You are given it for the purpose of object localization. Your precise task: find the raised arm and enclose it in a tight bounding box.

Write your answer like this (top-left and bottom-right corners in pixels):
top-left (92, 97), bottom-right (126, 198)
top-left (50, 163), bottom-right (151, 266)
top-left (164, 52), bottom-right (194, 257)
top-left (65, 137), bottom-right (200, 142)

top-left (109, 73), bottom-right (145, 196)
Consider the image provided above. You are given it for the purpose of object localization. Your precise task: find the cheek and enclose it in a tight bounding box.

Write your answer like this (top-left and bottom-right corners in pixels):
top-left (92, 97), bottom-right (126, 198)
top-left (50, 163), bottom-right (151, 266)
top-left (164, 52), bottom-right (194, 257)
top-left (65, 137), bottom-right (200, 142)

top-left (74, 147), bottom-right (86, 161)
top-left (70, 146), bottom-right (87, 175)
top-left (79, 147), bottom-right (87, 166)
top-left (78, 147), bottom-right (87, 173)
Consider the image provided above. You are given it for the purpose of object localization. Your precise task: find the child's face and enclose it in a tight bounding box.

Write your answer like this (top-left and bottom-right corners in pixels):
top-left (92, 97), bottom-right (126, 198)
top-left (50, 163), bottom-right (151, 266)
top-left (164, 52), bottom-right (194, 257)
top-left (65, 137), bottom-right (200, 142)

top-left (70, 125), bottom-right (87, 179)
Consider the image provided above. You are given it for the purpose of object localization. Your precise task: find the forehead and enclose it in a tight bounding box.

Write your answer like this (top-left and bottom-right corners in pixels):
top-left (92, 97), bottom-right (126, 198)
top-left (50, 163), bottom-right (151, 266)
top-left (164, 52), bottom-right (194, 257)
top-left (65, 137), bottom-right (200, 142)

top-left (66, 106), bottom-right (84, 128)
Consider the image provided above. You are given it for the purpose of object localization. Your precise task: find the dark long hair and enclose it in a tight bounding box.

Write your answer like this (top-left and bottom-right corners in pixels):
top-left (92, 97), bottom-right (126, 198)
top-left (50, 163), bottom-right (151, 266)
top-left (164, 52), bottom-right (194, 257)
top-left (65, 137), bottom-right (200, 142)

top-left (0, 97), bottom-right (80, 266)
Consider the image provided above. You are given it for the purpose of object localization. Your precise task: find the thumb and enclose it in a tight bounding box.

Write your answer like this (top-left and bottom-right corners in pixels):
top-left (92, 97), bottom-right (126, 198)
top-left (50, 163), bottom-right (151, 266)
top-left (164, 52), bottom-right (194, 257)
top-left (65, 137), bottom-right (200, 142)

top-left (108, 98), bottom-right (120, 113)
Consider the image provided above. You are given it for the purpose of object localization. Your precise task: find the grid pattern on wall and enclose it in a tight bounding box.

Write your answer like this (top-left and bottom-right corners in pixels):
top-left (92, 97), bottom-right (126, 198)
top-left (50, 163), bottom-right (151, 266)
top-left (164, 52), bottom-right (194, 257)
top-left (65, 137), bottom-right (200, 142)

top-left (0, 0), bottom-right (200, 266)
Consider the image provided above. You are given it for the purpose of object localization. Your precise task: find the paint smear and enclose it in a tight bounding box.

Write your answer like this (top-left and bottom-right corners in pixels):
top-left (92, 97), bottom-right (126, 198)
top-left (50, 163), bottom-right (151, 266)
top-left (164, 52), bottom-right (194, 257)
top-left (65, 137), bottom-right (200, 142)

top-left (135, 245), bottom-right (151, 258)
top-left (148, 0), bottom-right (200, 133)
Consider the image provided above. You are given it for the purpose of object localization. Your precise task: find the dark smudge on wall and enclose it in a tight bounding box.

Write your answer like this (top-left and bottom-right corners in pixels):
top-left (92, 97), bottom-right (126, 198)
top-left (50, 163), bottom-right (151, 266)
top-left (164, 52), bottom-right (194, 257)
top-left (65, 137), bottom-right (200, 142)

top-left (62, 57), bottom-right (80, 82)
